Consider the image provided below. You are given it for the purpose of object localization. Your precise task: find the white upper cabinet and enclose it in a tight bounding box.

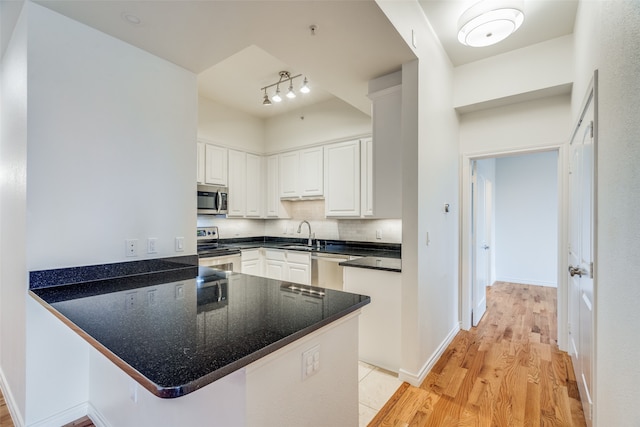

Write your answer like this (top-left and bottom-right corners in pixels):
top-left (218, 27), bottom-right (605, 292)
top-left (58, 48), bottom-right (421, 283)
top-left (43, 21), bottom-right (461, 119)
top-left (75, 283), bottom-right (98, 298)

top-left (299, 147), bottom-right (324, 197)
top-left (197, 142), bottom-right (206, 184)
top-left (245, 153), bottom-right (262, 217)
top-left (227, 149), bottom-right (246, 217)
top-left (266, 155), bottom-right (288, 218)
top-left (279, 151), bottom-right (299, 198)
top-left (361, 137), bottom-right (374, 217)
top-left (204, 143), bottom-right (228, 186)
top-left (228, 149), bottom-right (263, 218)
top-left (325, 140), bottom-right (361, 217)
top-left (279, 147), bottom-right (324, 199)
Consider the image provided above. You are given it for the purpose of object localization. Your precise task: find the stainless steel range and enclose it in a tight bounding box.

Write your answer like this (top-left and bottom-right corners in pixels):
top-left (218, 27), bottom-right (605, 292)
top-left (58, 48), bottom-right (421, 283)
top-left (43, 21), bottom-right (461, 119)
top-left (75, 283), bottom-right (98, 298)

top-left (197, 226), bottom-right (241, 271)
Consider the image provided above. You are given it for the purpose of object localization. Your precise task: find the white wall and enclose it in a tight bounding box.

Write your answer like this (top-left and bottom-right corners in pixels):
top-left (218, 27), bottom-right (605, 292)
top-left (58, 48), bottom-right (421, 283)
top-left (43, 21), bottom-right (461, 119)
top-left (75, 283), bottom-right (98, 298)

top-left (264, 97), bottom-right (371, 153)
top-left (376, 1), bottom-right (460, 386)
top-left (572, 1), bottom-right (640, 425)
top-left (198, 96), bottom-right (264, 153)
top-left (27, 3), bottom-right (197, 270)
top-left (494, 152), bottom-right (558, 287)
top-left (459, 94), bottom-right (572, 154)
top-left (453, 35), bottom-right (573, 111)
top-left (0, 4), bottom-right (28, 424)
top-left (0, 2), bottom-right (199, 425)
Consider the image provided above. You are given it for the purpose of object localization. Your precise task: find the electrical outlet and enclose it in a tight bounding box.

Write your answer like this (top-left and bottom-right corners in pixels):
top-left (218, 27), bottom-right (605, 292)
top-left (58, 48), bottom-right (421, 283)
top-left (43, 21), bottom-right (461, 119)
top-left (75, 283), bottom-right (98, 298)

top-left (125, 239), bottom-right (138, 257)
top-left (125, 292), bottom-right (137, 309)
top-left (147, 237), bottom-right (157, 254)
top-left (175, 237), bottom-right (184, 252)
top-left (302, 344), bottom-right (320, 380)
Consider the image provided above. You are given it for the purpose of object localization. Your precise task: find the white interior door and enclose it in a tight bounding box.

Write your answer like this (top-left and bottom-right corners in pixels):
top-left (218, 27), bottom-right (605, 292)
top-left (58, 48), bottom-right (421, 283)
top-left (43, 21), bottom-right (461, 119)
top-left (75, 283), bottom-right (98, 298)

top-left (568, 86), bottom-right (595, 424)
top-left (472, 163), bottom-right (491, 326)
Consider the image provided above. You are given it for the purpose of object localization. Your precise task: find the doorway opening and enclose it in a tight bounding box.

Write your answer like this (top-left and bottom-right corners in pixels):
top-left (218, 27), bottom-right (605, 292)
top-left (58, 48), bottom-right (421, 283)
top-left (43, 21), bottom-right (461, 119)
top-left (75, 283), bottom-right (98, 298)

top-left (461, 145), bottom-right (567, 349)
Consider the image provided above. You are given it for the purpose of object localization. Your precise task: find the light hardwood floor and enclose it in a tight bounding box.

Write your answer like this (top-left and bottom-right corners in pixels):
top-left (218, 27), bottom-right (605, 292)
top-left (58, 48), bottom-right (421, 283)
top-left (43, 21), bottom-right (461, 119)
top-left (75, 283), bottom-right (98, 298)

top-left (0, 387), bottom-right (14, 427)
top-left (369, 282), bottom-right (586, 427)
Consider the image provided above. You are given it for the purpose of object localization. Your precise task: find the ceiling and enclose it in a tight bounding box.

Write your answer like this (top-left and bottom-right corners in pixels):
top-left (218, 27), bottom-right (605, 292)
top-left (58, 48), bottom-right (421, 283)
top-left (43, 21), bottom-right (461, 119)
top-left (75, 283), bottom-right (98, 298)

top-left (34, 0), bottom-right (578, 119)
top-left (419, 0), bottom-right (578, 67)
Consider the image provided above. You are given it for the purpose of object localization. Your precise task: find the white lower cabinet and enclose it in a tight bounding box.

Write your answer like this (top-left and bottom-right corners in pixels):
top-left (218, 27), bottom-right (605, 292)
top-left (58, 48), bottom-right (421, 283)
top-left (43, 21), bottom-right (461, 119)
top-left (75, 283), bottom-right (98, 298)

top-left (263, 249), bottom-right (310, 285)
top-left (241, 249), bottom-right (262, 276)
top-left (343, 266), bottom-right (401, 372)
top-left (286, 251), bottom-right (311, 285)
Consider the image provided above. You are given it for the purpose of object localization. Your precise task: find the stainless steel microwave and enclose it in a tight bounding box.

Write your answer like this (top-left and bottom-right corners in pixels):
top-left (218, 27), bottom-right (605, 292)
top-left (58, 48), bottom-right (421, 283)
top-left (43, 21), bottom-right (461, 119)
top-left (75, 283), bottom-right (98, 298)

top-left (197, 185), bottom-right (228, 215)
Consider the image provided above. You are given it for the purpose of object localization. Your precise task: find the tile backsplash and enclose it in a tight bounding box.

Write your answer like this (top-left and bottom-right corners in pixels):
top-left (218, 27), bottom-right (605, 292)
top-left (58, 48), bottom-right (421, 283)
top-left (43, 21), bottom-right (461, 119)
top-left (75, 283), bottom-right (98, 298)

top-left (197, 200), bottom-right (401, 243)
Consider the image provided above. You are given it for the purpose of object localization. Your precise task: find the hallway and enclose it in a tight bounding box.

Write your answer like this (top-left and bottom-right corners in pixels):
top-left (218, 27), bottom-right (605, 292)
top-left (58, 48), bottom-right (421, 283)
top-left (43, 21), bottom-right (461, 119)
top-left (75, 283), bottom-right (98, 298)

top-left (369, 282), bottom-right (586, 426)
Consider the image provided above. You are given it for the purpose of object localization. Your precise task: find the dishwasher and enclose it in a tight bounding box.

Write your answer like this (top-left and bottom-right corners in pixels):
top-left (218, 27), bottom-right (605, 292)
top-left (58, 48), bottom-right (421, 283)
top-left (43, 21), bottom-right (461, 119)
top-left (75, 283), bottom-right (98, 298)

top-left (311, 253), bottom-right (351, 291)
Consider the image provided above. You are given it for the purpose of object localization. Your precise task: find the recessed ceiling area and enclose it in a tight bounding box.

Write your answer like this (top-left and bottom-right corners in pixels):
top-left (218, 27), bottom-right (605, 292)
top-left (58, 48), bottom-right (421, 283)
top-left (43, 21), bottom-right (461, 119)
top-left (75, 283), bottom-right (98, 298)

top-left (197, 45), bottom-right (335, 119)
top-left (34, 0), bottom-right (417, 118)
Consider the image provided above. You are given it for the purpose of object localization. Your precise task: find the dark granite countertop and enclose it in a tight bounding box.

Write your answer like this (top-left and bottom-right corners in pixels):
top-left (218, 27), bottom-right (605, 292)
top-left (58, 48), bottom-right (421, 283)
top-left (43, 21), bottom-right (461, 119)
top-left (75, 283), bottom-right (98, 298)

top-left (214, 237), bottom-right (401, 259)
top-left (339, 257), bottom-right (402, 272)
top-left (29, 256), bottom-right (370, 399)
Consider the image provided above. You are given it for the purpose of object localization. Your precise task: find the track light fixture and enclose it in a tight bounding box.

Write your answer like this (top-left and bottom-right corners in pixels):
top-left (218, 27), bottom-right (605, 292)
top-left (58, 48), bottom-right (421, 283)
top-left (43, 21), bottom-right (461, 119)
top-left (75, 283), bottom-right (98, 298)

top-left (261, 71), bottom-right (310, 106)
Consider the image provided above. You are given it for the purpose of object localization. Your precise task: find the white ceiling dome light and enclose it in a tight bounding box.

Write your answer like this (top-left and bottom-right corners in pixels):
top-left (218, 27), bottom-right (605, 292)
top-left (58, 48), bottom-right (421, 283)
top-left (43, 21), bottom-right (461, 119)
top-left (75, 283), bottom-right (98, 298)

top-left (457, 1), bottom-right (525, 47)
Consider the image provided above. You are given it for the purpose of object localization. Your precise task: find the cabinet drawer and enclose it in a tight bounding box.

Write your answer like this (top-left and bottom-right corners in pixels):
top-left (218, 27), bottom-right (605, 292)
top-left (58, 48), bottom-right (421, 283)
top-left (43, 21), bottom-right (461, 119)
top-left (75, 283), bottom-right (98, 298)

top-left (286, 251), bottom-right (311, 264)
top-left (265, 249), bottom-right (286, 261)
top-left (241, 249), bottom-right (260, 261)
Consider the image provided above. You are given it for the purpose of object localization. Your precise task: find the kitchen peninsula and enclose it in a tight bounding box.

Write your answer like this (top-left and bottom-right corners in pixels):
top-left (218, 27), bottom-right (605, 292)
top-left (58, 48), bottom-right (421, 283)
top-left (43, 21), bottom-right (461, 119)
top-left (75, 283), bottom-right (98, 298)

top-left (29, 256), bottom-right (370, 426)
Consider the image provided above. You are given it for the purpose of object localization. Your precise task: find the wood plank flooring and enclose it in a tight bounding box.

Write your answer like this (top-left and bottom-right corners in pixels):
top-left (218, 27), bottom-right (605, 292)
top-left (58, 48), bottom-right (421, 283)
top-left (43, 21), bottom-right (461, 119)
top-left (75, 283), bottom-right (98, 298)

top-left (0, 387), bottom-right (14, 427)
top-left (369, 282), bottom-right (586, 427)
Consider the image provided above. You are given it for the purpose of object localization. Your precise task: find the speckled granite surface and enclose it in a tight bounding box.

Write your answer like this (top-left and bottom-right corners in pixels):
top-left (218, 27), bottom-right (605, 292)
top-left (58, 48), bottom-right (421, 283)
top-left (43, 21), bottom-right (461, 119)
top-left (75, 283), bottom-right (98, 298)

top-left (29, 259), bottom-right (370, 398)
top-left (29, 255), bottom-right (199, 289)
top-left (339, 256), bottom-right (402, 272)
top-left (217, 238), bottom-right (402, 259)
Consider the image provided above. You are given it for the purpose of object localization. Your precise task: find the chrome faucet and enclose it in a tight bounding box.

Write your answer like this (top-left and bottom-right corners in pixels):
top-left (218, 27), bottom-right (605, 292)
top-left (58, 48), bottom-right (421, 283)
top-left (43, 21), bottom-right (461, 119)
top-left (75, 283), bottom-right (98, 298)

top-left (297, 220), bottom-right (313, 246)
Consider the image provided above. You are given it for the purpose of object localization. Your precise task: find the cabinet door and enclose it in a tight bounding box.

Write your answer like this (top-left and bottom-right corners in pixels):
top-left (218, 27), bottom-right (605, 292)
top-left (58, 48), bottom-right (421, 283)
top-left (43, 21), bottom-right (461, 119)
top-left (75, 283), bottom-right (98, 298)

top-left (266, 155), bottom-right (283, 217)
top-left (325, 140), bottom-right (360, 217)
top-left (265, 259), bottom-right (286, 280)
top-left (288, 262), bottom-right (310, 285)
top-left (242, 260), bottom-right (261, 276)
top-left (361, 138), bottom-right (374, 216)
top-left (279, 152), bottom-right (299, 198)
top-left (205, 144), bottom-right (228, 186)
top-left (227, 149), bottom-right (246, 217)
top-left (299, 147), bottom-right (323, 197)
top-left (197, 142), bottom-right (205, 184)
top-left (245, 153), bottom-right (262, 217)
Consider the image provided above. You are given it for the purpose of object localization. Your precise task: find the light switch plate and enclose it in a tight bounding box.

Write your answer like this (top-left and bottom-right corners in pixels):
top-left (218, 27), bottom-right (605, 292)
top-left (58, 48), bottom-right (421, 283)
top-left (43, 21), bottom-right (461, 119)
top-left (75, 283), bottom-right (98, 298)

top-left (301, 344), bottom-right (320, 380)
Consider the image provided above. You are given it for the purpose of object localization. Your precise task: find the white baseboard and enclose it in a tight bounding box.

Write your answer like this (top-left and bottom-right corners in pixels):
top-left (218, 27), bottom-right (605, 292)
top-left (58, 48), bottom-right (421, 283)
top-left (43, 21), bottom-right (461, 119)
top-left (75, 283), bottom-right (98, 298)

top-left (0, 367), bottom-right (25, 427)
top-left (86, 402), bottom-right (111, 427)
top-left (398, 323), bottom-right (460, 387)
top-left (26, 402), bottom-right (89, 427)
top-left (495, 277), bottom-right (557, 288)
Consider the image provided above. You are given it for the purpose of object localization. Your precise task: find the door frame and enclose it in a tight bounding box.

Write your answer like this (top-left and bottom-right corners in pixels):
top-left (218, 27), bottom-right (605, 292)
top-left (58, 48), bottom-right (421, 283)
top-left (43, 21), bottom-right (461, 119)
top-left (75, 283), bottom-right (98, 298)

top-left (459, 143), bottom-right (569, 350)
